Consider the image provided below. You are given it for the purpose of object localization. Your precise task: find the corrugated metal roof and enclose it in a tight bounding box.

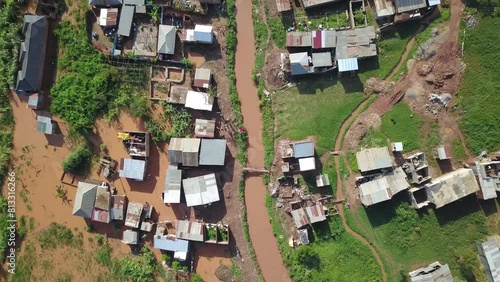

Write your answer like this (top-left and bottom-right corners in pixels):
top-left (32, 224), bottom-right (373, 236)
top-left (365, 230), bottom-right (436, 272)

top-left (374, 0), bottom-right (395, 17)
top-left (291, 208), bottom-right (309, 228)
top-left (117, 5), bottom-right (135, 37)
top-left (312, 30), bottom-right (336, 49)
top-left (312, 52), bottom-right (333, 67)
top-left (276, 0), bottom-right (292, 11)
top-left (154, 235), bottom-right (189, 260)
top-left (194, 25), bottom-right (213, 44)
top-left (28, 93), bottom-right (42, 109)
top-left (185, 91), bottom-right (214, 111)
top-left (182, 173), bottom-right (219, 207)
top-left (305, 203), bottom-right (326, 224)
top-left (157, 25), bottom-right (176, 55)
top-left (299, 157), bottom-right (316, 171)
top-left (356, 147), bottom-right (392, 172)
top-left (123, 0), bottom-right (144, 4)
top-left (394, 0), bottom-right (427, 13)
top-left (193, 68), bottom-right (212, 88)
top-left (286, 32), bottom-right (312, 47)
top-left (293, 141), bottom-right (314, 158)
top-left (428, 0), bottom-right (440, 6)
top-left (391, 142), bottom-right (404, 152)
top-left (426, 168), bottom-right (480, 208)
top-left (94, 186), bottom-right (111, 210)
top-left (477, 239), bottom-right (500, 282)
top-left (195, 119), bottom-right (215, 138)
top-left (122, 230), bottom-right (138, 244)
top-left (199, 139), bottom-right (226, 166)
top-left (475, 161), bottom-right (500, 200)
top-left (176, 220), bottom-right (204, 242)
top-left (302, 0), bottom-right (341, 8)
top-left (359, 177), bottom-right (392, 206)
top-left (164, 167), bottom-right (182, 203)
top-left (119, 158), bottom-right (146, 180)
top-left (125, 202), bottom-right (143, 228)
top-left (182, 138), bottom-right (200, 167)
top-left (409, 262), bottom-right (454, 282)
top-left (336, 26), bottom-right (378, 60)
top-left (36, 116), bottom-right (54, 134)
top-left (91, 208), bottom-right (110, 223)
top-left (168, 138), bottom-right (183, 164)
top-left (338, 58), bottom-right (359, 72)
top-left (17, 15), bottom-right (48, 92)
top-left (99, 8), bottom-right (118, 26)
top-left (316, 174), bottom-right (330, 187)
top-left (72, 182), bottom-right (98, 218)
top-left (110, 195), bottom-right (127, 220)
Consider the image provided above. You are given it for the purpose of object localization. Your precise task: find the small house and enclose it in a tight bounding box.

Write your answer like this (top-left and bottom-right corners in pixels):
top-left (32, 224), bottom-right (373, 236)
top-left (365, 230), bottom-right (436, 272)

top-left (185, 91), bottom-right (214, 111)
top-left (337, 58), bottom-right (359, 73)
top-left (118, 131), bottom-right (150, 158)
top-left (193, 68), bottom-right (212, 89)
top-left (359, 167), bottom-right (409, 206)
top-left (473, 161), bottom-right (500, 200)
top-left (157, 25), bottom-right (176, 55)
top-left (298, 157), bottom-right (316, 172)
top-left (167, 138), bottom-right (201, 167)
top-left (476, 238), bottom-right (500, 282)
top-left (176, 220), bottom-right (204, 242)
top-left (17, 15), bottom-right (48, 93)
top-left (311, 52), bottom-right (333, 68)
top-left (36, 116), bottom-right (56, 135)
top-left (168, 138), bottom-right (183, 164)
top-left (182, 173), bottom-right (220, 207)
top-left (194, 119), bottom-right (215, 138)
top-left (291, 208), bottom-right (309, 228)
top-left (311, 30), bottom-right (336, 49)
top-left (99, 8), bottom-right (118, 26)
top-left (123, 0), bottom-right (144, 4)
top-left (119, 158), bottom-right (146, 181)
top-left (293, 141), bottom-right (314, 158)
top-left (193, 25), bottom-right (213, 44)
top-left (72, 182), bottom-right (98, 218)
top-left (153, 235), bottom-right (190, 261)
top-left (409, 262), bottom-right (453, 282)
top-left (356, 147), bottom-right (393, 173)
top-left (91, 186), bottom-right (111, 223)
top-left (199, 139), bottom-right (226, 166)
top-left (28, 93), bottom-right (44, 110)
top-left (163, 166), bottom-right (182, 204)
top-left (305, 203), bottom-right (327, 224)
top-left (316, 174), bottom-right (330, 187)
top-left (117, 5), bottom-right (134, 37)
top-left (289, 52), bottom-right (311, 76)
top-left (125, 202), bottom-right (143, 228)
top-left (391, 142), bottom-right (404, 152)
top-left (434, 145), bottom-right (451, 160)
top-left (110, 195), bottom-right (127, 221)
top-left (286, 32), bottom-right (312, 48)
top-left (122, 230), bottom-right (139, 245)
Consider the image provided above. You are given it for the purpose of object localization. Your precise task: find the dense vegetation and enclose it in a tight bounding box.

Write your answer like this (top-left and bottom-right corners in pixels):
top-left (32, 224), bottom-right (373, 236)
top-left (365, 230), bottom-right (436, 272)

top-left (457, 7), bottom-right (500, 154)
top-left (61, 143), bottom-right (93, 174)
top-left (145, 102), bottom-right (192, 141)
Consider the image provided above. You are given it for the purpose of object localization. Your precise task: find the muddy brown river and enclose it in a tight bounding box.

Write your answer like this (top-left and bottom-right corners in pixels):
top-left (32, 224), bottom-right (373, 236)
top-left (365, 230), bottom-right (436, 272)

top-left (234, 0), bottom-right (290, 281)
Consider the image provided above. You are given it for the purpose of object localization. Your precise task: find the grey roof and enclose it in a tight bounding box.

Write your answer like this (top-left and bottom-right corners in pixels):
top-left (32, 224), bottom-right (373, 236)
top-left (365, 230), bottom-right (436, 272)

top-left (119, 158), bottom-right (146, 180)
top-left (311, 30), bottom-right (336, 49)
top-left (193, 68), bottom-right (212, 88)
top-left (89, 0), bottom-right (122, 5)
top-left (157, 25), bottom-right (176, 55)
top-left (476, 239), bottom-right (500, 282)
top-left (135, 5), bottom-right (146, 13)
top-left (36, 115), bottom-right (54, 134)
top-left (338, 58), bottom-right (359, 72)
top-left (182, 174), bottom-right (220, 207)
top-left (286, 32), bottom-right (312, 47)
top-left (291, 208), bottom-right (309, 228)
top-left (181, 138), bottom-right (200, 167)
top-left (359, 167), bottom-right (409, 206)
top-left (425, 168), bottom-right (480, 209)
top-left (110, 195), bottom-right (127, 220)
top-left (194, 119), bottom-right (215, 138)
top-left (122, 230), bottom-right (138, 244)
top-left (394, 0), bottom-right (427, 13)
top-left (199, 139), bottom-right (226, 166)
top-left (125, 202), bottom-right (143, 228)
top-left (168, 138), bottom-right (184, 164)
top-left (305, 203), bottom-right (326, 224)
top-left (72, 182), bottom-right (98, 218)
top-left (123, 0), bottom-right (144, 4)
top-left (302, 0), bottom-right (341, 8)
top-left (16, 15), bottom-right (48, 92)
top-left (275, 0), bottom-right (291, 11)
top-left (163, 167), bottom-right (182, 204)
top-left (176, 220), bottom-right (204, 242)
top-left (374, 0), bottom-right (395, 17)
top-left (409, 262), bottom-right (454, 282)
top-left (316, 174), bottom-right (330, 187)
top-left (290, 52), bottom-right (310, 75)
top-left (167, 85), bottom-right (188, 104)
top-left (474, 161), bottom-right (500, 200)
top-left (356, 147), bottom-right (392, 172)
top-left (336, 26), bottom-right (378, 60)
top-left (293, 141), bottom-right (314, 158)
top-left (117, 5), bottom-right (135, 36)
top-left (312, 52), bottom-right (333, 68)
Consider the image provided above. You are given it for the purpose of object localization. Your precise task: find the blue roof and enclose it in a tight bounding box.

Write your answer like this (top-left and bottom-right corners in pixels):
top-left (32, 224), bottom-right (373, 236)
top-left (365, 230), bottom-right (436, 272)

top-left (293, 141), bottom-right (314, 158)
top-left (154, 236), bottom-right (189, 252)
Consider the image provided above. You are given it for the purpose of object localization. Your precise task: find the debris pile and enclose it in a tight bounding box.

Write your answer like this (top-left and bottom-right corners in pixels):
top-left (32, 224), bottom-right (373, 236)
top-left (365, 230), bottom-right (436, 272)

top-left (364, 77), bottom-right (395, 95)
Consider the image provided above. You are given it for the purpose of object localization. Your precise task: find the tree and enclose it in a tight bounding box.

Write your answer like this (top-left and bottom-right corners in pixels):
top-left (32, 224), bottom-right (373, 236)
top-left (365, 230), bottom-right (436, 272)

top-left (295, 246), bottom-right (321, 269)
top-left (62, 144), bottom-right (92, 175)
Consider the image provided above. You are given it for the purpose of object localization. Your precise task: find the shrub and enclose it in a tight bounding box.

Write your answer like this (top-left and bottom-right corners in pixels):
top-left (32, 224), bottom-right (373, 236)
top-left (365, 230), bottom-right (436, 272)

top-left (181, 58), bottom-right (195, 68)
top-left (295, 246), bottom-right (321, 269)
top-left (191, 273), bottom-right (204, 282)
top-left (61, 144), bottom-right (92, 175)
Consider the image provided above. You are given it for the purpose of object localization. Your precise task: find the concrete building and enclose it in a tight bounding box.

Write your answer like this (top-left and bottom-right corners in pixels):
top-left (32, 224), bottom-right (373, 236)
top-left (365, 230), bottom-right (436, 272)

top-left (359, 167), bottom-right (410, 206)
top-left (403, 152), bottom-right (431, 185)
top-left (476, 238), bottom-right (500, 282)
top-left (356, 147), bottom-right (393, 173)
top-left (409, 262), bottom-right (453, 282)
top-left (473, 161), bottom-right (500, 200)
top-left (182, 173), bottom-right (219, 207)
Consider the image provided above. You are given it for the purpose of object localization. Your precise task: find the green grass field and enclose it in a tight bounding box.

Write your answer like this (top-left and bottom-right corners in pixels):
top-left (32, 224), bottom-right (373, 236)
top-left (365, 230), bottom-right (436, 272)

top-left (456, 11), bottom-right (500, 154)
top-left (380, 103), bottom-right (423, 152)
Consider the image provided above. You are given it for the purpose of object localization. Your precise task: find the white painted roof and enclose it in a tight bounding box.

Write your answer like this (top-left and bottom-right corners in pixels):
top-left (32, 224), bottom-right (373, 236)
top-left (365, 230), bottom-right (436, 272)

top-left (182, 173), bottom-right (219, 206)
top-left (185, 91), bottom-right (214, 111)
top-left (299, 157), bottom-right (316, 171)
top-left (338, 58), bottom-right (359, 72)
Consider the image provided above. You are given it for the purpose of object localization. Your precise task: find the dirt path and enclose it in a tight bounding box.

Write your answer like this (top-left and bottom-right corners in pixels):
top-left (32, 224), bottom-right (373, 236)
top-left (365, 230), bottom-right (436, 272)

top-left (234, 0), bottom-right (290, 281)
top-left (332, 98), bottom-right (388, 282)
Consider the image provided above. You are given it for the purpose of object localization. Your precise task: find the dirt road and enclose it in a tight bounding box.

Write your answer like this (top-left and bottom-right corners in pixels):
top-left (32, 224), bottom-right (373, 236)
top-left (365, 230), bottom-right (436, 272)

top-left (234, 0), bottom-right (290, 281)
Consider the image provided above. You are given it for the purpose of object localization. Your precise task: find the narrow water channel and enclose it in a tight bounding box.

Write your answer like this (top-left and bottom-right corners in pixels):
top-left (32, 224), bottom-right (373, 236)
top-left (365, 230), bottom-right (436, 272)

top-left (233, 0), bottom-right (291, 281)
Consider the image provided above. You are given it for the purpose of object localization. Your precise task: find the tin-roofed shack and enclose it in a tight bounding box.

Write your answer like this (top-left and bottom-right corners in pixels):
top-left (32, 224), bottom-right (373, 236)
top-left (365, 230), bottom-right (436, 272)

top-left (356, 147), bottom-right (393, 173)
top-left (305, 203), bottom-right (327, 224)
top-left (311, 30), bottom-right (336, 49)
top-left (163, 166), bottom-right (182, 204)
top-left (176, 220), bottom-right (204, 242)
top-left (119, 158), bottom-right (146, 181)
top-left (476, 238), bottom-right (500, 282)
top-left (168, 138), bottom-right (201, 167)
top-left (122, 230), bottom-right (139, 245)
top-left (125, 202), bottom-right (143, 228)
top-left (291, 208), bottom-right (309, 228)
top-left (185, 91), bottom-right (214, 111)
top-left (182, 173), bottom-right (220, 207)
top-left (91, 186), bottom-right (111, 223)
top-left (193, 68), bottom-right (212, 89)
top-left (286, 32), bottom-right (312, 47)
top-left (154, 235), bottom-right (190, 261)
top-left (194, 119), bottom-right (215, 138)
top-left (336, 26), bottom-right (377, 60)
top-left (110, 195), bottom-right (127, 221)
top-left (359, 167), bottom-right (409, 206)
top-left (199, 139), bottom-right (226, 166)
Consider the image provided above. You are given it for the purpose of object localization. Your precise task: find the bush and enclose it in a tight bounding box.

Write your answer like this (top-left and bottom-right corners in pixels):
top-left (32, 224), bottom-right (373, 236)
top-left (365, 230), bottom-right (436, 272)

top-left (191, 273), bottom-right (204, 282)
top-left (295, 246), bottom-right (321, 269)
top-left (62, 144), bottom-right (92, 175)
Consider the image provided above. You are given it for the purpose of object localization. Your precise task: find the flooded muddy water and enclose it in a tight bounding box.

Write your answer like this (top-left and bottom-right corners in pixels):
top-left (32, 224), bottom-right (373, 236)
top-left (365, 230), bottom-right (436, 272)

top-left (234, 0), bottom-right (290, 281)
